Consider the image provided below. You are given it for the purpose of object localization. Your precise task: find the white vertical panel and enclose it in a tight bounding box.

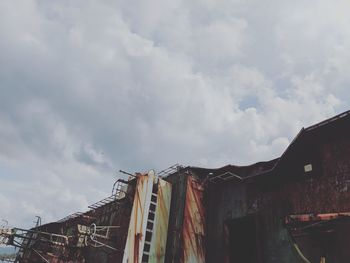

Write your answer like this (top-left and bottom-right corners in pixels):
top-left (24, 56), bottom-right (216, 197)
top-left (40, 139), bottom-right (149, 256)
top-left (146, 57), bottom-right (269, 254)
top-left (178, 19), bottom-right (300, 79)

top-left (149, 179), bottom-right (172, 263)
top-left (122, 171), bottom-right (155, 263)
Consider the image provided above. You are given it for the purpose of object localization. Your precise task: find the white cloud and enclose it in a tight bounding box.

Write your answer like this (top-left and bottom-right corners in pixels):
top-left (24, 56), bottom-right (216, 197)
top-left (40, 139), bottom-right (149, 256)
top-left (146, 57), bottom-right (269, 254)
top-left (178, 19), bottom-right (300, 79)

top-left (0, 0), bottom-right (348, 228)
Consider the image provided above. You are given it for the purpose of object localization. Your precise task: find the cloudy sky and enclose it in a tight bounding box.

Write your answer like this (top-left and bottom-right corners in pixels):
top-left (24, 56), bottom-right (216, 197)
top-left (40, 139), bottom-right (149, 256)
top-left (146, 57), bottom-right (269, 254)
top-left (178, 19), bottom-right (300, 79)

top-left (1, 0), bottom-right (350, 228)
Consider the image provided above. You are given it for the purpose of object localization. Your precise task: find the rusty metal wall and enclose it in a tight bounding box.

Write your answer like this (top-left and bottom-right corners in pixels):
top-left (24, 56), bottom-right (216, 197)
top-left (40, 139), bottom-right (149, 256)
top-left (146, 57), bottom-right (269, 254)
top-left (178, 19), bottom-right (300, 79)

top-left (164, 170), bottom-right (188, 263)
top-left (122, 171), bottom-right (155, 263)
top-left (16, 179), bottom-right (135, 263)
top-left (283, 138), bottom-right (350, 214)
top-left (205, 136), bottom-right (350, 263)
top-left (149, 178), bottom-right (172, 262)
top-left (206, 179), bottom-right (302, 263)
top-left (181, 175), bottom-right (206, 263)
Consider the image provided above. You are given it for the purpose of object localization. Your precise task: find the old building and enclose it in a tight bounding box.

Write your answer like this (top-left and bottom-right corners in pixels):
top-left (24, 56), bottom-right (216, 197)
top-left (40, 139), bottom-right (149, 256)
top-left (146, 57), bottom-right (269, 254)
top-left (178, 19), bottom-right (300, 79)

top-left (2, 111), bottom-right (350, 263)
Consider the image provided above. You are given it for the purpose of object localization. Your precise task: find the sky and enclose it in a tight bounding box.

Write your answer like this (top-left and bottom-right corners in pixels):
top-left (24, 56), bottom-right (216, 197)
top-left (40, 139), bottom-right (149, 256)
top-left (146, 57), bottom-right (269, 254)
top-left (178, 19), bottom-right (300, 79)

top-left (1, 0), bottom-right (350, 228)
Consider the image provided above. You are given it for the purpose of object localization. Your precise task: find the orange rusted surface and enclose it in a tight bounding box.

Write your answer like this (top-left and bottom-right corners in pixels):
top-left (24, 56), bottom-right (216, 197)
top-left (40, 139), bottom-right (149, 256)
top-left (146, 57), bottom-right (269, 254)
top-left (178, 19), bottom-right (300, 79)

top-left (122, 171), bottom-right (155, 263)
top-left (285, 212), bottom-right (350, 224)
top-left (181, 176), bottom-right (206, 263)
top-left (149, 178), bottom-right (172, 262)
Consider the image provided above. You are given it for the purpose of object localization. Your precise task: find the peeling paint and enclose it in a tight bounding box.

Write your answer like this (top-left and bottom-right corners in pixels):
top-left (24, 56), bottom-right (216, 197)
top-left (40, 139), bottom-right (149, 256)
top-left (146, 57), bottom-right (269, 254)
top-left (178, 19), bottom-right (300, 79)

top-left (122, 171), bottom-right (155, 263)
top-left (181, 176), bottom-right (206, 263)
top-left (149, 178), bottom-right (172, 263)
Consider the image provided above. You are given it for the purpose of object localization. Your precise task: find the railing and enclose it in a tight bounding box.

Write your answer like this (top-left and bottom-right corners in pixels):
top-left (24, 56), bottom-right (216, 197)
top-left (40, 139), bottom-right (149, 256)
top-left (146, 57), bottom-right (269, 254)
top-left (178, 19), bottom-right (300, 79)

top-left (157, 164), bottom-right (183, 178)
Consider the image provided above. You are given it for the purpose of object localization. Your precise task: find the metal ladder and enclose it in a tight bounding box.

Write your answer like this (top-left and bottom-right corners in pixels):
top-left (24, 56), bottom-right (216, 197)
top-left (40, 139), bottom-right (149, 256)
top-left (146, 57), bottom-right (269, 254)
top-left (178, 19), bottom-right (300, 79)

top-left (141, 185), bottom-right (158, 263)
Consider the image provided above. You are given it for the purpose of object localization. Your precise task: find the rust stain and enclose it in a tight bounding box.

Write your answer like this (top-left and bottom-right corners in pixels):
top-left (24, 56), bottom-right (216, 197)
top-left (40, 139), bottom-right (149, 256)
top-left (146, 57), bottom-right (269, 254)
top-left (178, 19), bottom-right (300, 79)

top-left (133, 174), bottom-right (147, 262)
top-left (134, 233), bottom-right (140, 262)
top-left (181, 176), bottom-right (206, 263)
top-left (286, 212), bottom-right (350, 224)
top-left (223, 223), bottom-right (230, 263)
top-left (123, 171), bottom-right (155, 263)
top-left (149, 178), bottom-right (172, 263)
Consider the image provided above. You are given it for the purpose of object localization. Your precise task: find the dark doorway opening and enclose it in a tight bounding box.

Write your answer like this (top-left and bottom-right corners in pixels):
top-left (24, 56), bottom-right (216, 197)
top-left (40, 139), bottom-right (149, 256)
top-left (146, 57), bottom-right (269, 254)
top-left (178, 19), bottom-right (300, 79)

top-left (227, 215), bottom-right (260, 263)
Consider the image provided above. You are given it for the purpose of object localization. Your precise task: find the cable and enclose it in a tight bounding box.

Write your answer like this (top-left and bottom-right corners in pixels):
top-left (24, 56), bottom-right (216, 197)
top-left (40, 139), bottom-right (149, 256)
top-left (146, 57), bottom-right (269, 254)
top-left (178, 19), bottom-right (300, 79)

top-left (286, 227), bottom-right (312, 263)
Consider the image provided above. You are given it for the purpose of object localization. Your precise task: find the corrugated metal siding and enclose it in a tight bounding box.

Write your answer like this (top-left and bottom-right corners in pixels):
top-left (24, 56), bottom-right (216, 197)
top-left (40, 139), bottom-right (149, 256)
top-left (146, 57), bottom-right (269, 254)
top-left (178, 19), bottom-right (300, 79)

top-left (122, 171), bottom-right (155, 263)
top-left (149, 179), bottom-right (172, 262)
top-left (181, 176), bottom-right (206, 263)
top-left (164, 171), bottom-right (188, 263)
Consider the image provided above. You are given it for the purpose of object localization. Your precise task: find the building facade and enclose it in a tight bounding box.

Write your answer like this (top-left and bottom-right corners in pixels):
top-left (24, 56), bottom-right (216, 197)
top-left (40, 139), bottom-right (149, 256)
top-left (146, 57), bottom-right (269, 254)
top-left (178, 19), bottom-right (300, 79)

top-left (2, 111), bottom-right (350, 263)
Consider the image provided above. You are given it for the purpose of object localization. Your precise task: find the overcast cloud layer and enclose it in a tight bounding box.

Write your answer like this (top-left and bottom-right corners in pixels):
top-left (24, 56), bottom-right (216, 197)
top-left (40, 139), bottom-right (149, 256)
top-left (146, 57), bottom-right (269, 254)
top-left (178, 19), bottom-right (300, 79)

top-left (1, 0), bottom-right (350, 228)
